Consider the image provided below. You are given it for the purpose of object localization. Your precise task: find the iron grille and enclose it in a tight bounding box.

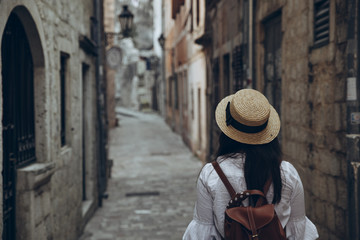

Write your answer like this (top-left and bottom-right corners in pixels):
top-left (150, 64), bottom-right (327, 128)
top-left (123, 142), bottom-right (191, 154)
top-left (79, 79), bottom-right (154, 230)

top-left (314, 0), bottom-right (329, 48)
top-left (2, 13), bottom-right (36, 240)
top-left (2, 14), bottom-right (36, 168)
top-left (232, 46), bottom-right (243, 91)
top-left (223, 54), bottom-right (230, 96)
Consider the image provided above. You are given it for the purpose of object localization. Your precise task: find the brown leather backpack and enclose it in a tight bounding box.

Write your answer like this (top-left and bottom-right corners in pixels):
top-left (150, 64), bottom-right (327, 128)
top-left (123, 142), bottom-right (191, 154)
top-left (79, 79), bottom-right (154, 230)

top-left (212, 162), bottom-right (287, 240)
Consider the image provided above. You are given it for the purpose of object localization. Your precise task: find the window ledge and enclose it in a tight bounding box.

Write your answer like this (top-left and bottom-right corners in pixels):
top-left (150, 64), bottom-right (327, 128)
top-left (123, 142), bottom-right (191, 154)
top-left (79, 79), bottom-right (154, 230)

top-left (17, 162), bottom-right (56, 191)
top-left (82, 200), bottom-right (94, 217)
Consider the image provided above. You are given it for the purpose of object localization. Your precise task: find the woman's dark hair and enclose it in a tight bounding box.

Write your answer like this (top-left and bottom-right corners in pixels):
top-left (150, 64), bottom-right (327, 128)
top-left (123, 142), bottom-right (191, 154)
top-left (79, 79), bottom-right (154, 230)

top-left (215, 132), bottom-right (282, 204)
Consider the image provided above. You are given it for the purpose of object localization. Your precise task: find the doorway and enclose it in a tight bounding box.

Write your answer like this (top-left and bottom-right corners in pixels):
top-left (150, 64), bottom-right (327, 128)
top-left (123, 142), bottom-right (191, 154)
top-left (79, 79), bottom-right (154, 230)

top-left (82, 64), bottom-right (90, 201)
top-left (263, 13), bottom-right (282, 116)
top-left (1, 13), bottom-right (36, 240)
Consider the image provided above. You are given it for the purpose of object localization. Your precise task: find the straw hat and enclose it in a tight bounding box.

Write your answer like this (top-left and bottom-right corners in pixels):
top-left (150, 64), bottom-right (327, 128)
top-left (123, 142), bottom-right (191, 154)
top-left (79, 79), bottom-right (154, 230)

top-left (215, 89), bottom-right (280, 145)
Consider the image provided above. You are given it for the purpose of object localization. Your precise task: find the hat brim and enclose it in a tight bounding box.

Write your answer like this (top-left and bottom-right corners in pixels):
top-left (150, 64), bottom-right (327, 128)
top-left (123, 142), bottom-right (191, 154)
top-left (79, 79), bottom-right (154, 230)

top-left (215, 95), bottom-right (281, 145)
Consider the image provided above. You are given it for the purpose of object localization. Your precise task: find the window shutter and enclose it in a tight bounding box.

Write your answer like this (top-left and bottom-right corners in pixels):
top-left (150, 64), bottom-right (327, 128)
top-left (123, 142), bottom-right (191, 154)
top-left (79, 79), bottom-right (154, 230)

top-left (232, 46), bottom-right (243, 91)
top-left (314, 0), bottom-right (330, 48)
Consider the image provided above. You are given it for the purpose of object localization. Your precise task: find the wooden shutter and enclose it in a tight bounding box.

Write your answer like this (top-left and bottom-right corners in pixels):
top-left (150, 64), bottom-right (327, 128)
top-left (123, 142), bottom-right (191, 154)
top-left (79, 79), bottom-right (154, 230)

top-left (314, 0), bottom-right (330, 47)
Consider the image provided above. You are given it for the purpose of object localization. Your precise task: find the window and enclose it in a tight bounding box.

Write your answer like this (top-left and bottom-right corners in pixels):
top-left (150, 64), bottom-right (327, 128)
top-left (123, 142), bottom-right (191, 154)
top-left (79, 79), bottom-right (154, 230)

top-left (172, 0), bottom-right (185, 19)
top-left (174, 74), bottom-right (179, 109)
top-left (264, 13), bottom-right (282, 117)
top-left (196, 0), bottom-right (200, 26)
top-left (314, 0), bottom-right (329, 48)
top-left (191, 88), bottom-right (194, 119)
top-left (60, 52), bottom-right (69, 146)
top-left (168, 77), bottom-right (172, 107)
top-left (232, 46), bottom-right (243, 91)
top-left (82, 63), bottom-right (89, 201)
top-left (213, 58), bottom-right (220, 107)
top-left (183, 70), bottom-right (188, 109)
top-left (223, 54), bottom-right (230, 96)
top-left (178, 72), bottom-right (183, 110)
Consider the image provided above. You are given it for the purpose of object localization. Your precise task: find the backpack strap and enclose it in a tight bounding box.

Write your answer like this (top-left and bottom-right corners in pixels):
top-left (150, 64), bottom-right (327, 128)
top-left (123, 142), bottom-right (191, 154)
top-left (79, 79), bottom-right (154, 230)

top-left (212, 161), bottom-right (272, 206)
top-left (255, 178), bottom-right (272, 207)
top-left (263, 178), bottom-right (272, 195)
top-left (212, 161), bottom-right (236, 198)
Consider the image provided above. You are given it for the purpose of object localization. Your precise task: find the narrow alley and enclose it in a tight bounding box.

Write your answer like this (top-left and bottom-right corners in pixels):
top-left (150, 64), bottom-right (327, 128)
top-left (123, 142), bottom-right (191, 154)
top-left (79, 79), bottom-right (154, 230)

top-left (2, 1), bottom-right (359, 239)
top-left (79, 108), bottom-right (202, 240)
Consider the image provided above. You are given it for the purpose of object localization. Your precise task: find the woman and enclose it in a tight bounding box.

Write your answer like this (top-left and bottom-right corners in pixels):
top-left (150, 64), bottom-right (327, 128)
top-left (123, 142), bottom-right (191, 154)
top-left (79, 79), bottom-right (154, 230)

top-left (183, 89), bottom-right (319, 240)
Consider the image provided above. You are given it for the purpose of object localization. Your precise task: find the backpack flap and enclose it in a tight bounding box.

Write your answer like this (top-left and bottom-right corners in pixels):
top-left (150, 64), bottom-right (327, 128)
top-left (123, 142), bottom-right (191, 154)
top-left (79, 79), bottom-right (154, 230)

top-left (225, 204), bottom-right (275, 231)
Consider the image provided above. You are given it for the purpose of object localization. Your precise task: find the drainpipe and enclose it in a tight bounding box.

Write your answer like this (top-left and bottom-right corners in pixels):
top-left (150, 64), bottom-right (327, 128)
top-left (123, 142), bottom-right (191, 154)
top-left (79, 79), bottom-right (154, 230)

top-left (346, 0), bottom-right (360, 239)
top-left (94, 0), bottom-right (108, 207)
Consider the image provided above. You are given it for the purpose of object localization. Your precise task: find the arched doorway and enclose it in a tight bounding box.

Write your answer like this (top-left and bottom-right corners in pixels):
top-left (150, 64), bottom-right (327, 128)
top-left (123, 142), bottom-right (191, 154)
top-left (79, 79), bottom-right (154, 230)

top-left (1, 12), bottom-right (36, 240)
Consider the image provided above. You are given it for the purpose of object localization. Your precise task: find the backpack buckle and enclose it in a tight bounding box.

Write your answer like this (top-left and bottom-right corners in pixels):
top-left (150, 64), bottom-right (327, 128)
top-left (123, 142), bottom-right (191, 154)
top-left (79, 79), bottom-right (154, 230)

top-left (251, 234), bottom-right (258, 238)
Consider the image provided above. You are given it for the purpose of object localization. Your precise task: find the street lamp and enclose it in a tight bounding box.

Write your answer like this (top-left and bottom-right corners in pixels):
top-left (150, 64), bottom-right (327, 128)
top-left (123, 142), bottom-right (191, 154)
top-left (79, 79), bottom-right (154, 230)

top-left (105, 5), bottom-right (134, 45)
top-left (158, 33), bottom-right (165, 49)
top-left (118, 5), bottom-right (134, 37)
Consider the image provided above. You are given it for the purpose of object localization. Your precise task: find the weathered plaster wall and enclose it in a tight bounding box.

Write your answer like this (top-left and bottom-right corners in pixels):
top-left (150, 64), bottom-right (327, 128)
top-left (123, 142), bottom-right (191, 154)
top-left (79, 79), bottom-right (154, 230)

top-left (164, 0), bottom-right (208, 161)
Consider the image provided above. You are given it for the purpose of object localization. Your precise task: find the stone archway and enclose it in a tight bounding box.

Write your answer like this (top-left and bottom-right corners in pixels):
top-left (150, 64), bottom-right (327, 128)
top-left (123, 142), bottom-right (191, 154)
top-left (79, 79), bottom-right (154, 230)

top-left (1, 12), bottom-right (36, 239)
top-left (1, 5), bottom-right (46, 240)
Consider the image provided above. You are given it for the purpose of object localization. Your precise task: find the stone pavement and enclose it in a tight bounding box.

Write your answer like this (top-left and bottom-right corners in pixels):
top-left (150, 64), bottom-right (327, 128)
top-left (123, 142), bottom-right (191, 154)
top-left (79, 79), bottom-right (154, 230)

top-left (79, 108), bottom-right (203, 240)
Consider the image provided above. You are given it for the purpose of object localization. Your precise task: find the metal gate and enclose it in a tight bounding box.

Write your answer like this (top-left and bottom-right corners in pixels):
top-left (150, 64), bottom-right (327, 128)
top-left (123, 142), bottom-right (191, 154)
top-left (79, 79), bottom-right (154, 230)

top-left (263, 13), bottom-right (282, 116)
top-left (1, 13), bottom-right (36, 240)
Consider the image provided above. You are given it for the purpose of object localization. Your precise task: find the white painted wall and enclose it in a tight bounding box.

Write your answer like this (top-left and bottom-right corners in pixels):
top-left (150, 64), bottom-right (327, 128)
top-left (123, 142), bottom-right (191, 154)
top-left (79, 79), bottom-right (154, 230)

top-left (188, 52), bottom-right (207, 153)
top-left (153, 0), bottom-right (162, 57)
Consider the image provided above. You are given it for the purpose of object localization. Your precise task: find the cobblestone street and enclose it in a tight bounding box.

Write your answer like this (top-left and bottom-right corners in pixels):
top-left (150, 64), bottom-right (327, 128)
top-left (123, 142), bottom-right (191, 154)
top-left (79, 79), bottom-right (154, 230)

top-left (79, 108), bottom-right (202, 240)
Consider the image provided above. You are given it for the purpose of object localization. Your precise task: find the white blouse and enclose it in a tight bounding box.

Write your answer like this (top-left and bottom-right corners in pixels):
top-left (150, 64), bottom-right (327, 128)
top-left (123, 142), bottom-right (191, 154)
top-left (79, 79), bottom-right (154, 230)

top-left (183, 154), bottom-right (319, 240)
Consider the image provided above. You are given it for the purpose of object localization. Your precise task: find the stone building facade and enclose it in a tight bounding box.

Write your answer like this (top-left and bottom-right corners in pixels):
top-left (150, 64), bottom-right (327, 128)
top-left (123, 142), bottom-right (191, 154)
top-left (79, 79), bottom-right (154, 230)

top-left (164, 0), bottom-right (360, 239)
top-left (0, 0), bottom-right (109, 239)
top-left (163, 0), bottom-right (208, 161)
top-left (252, 1), bottom-right (348, 239)
top-left (106, 0), bottom-right (164, 114)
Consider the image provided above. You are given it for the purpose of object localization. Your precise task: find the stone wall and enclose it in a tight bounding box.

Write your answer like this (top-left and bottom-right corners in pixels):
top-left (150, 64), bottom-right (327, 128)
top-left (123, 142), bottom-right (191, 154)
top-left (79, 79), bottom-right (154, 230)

top-left (255, 0), bottom-right (348, 239)
top-left (0, 0), bottom-right (102, 239)
top-left (165, 0), bottom-right (349, 237)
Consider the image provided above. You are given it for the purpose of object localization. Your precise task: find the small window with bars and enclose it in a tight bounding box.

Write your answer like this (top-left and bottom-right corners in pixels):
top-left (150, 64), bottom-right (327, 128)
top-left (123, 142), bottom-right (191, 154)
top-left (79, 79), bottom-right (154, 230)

top-left (232, 46), bottom-right (243, 91)
top-left (313, 0), bottom-right (329, 48)
top-left (223, 54), bottom-right (230, 96)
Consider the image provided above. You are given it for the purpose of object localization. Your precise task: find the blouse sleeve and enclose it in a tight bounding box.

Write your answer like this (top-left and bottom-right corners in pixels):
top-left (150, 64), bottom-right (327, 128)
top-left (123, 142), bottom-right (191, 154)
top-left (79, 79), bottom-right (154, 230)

top-left (183, 164), bottom-right (222, 240)
top-left (285, 164), bottom-right (319, 240)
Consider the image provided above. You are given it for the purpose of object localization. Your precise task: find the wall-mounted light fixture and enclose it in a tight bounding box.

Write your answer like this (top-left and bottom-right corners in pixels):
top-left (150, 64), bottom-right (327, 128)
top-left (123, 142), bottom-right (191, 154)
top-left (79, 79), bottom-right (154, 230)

top-left (157, 33), bottom-right (165, 50)
top-left (105, 5), bottom-right (134, 46)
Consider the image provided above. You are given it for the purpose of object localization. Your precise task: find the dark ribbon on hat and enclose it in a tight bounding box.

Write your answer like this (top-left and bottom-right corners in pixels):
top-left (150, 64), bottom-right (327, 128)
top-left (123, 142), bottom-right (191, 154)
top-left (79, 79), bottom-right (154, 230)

top-left (225, 102), bottom-right (268, 133)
